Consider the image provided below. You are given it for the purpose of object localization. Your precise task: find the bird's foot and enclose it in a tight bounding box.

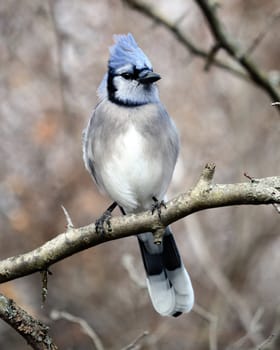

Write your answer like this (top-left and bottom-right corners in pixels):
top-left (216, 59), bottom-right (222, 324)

top-left (95, 210), bottom-right (112, 235)
top-left (95, 202), bottom-right (117, 235)
top-left (151, 196), bottom-right (167, 220)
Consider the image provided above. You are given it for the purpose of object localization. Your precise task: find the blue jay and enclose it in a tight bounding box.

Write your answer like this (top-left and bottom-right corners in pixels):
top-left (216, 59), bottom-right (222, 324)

top-left (83, 33), bottom-right (194, 317)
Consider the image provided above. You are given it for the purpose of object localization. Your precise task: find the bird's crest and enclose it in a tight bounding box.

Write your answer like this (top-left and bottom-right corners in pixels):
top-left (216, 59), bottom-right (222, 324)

top-left (108, 33), bottom-right (152, 71)
top-left (98, 34), bottom-right (153, 99)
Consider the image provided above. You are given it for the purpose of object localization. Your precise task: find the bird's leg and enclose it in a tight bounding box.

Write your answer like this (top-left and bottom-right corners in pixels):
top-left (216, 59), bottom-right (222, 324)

top-left (152, 197), bottom-right (166, 245)
top-left (95, 201), bottom-right (118, 234)
top-left (151, 196), bottom-right (167, 220)
top-left (118, 205), bottom-right (126, 215)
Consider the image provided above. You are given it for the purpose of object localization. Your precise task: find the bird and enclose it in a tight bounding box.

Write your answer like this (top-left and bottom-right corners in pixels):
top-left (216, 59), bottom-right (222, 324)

top-left (83, 33), bottom-right (194, 317)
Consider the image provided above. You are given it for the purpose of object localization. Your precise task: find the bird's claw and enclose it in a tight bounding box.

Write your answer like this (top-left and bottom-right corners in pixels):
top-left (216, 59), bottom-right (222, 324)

top-left (95, 210), bottom-right (113, 235)
top-left (151, 196), bottom-right (167, 220)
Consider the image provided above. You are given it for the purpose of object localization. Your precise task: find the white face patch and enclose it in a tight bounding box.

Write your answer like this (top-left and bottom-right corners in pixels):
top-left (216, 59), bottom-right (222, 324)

top-left (113, 75), bottom-right (159, 105)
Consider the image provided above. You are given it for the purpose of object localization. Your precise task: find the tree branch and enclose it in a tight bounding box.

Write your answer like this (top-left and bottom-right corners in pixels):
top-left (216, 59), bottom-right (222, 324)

top-left (0, 164), bottom-right (279, 284)
top-left (0, 293), bottom-right (57, 350)
top-left (194, 0), bottom-right (280, 111)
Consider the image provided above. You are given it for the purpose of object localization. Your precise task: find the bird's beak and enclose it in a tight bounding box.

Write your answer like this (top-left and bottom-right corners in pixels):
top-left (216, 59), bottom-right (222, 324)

top-left (138, 70), bottom-right (161, 84)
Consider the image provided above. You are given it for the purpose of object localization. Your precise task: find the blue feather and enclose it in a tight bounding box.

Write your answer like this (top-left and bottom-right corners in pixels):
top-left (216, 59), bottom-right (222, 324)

top-left (98, 33), bottom-right (153, 99)
top-left (109, 33), bottom-right (152, 70)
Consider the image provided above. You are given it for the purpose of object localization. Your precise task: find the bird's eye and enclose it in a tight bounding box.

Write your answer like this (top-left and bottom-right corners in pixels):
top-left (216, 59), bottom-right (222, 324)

top-left (121, 72), bottom-right (133, 80)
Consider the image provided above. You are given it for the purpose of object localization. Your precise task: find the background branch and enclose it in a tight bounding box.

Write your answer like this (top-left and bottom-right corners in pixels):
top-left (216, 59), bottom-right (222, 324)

top-left (194, 0), bottom-right (280, 109)
top-left (0, 293), bottom-right (57, 350)
top-left (50, 310), bottom-right (104, 350)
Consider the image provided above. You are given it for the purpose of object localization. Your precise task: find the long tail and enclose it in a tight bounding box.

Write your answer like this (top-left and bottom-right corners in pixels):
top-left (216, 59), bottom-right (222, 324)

top-left (138, 228), bottom-right (194, 317)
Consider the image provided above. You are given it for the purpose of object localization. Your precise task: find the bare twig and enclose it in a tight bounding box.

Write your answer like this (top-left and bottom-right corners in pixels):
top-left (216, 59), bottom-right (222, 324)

top-left (256, 333), bottom-right (275, 350)
top-left (194, 0), bottom-right (280, 111)
top-left (244, 9), bottom-right (280, 57)
top-left (61, 205), bottom-right (74, 229)
top-left (0, 293), bottom-right (57, 350)
top-left (226, 308), bottom-right (264, 349)
top-left (50, 310), bottom-right (104, 350)
top-left (244, 172), bottom-right (256, 182)
top-left (121, 331), bottom-right (149, 350)
top-left (46, 0), bottom-right (69, 118)
top-left (193, 304), bottom-right (218, 350)
top-left (40, 269), bottom-right (52, 305)
top-left (0, 164), bottom-right (279, 284)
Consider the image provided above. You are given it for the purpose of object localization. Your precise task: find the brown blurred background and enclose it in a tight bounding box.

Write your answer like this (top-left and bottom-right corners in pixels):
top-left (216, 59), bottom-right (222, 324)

top-left (0, 0), bottom-right (279, 349)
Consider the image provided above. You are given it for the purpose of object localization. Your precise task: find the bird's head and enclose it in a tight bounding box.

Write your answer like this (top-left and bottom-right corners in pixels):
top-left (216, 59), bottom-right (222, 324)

top-left (98, 34), bottom-right (161, 106)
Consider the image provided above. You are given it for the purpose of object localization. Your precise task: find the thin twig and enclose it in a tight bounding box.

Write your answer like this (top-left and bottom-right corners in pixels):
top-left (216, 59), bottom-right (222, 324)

top-left (61, 205), bottom-right (74, 229)
top-left (193, 304), bottom-right (218, 350)
top-left (257, 333), bottom-right (275, 350)
top-left (121, 331), bottom-right (149, 350)
top-left (244, 9), bottom-right (280, 56)
top-left (46, 0), bottom-right (69, 118)
top-left (40, 269), bottom-right (53, 305)
top-left (226, 308), bottom-right (264, 349)
top-left (50, 310), bottom-right (104, 350)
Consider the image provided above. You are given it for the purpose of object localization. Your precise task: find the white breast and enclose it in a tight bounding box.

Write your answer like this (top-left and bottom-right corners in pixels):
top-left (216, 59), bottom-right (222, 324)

top-left (101, 125), bottom-right (165, 212)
